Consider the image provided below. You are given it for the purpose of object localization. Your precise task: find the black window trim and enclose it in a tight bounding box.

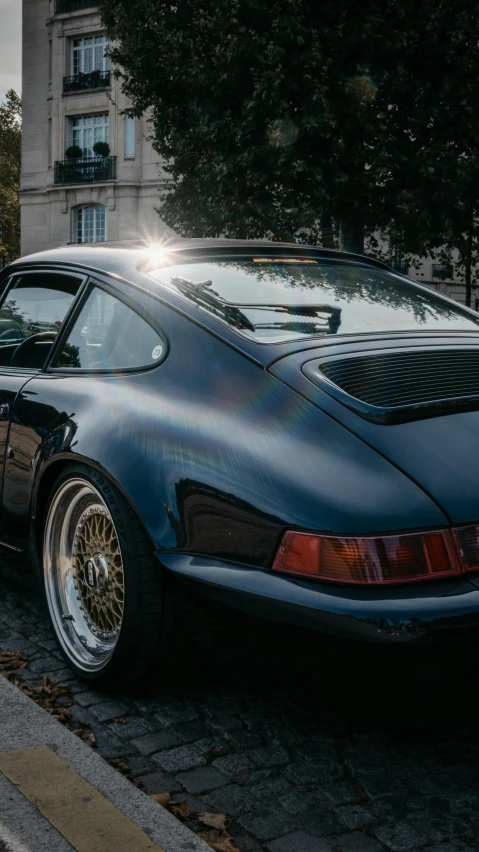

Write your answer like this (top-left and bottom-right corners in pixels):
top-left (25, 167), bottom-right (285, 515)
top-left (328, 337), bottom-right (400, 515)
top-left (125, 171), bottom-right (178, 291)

top-left (0, 268), bottom-right (89, 375)
top-left (45, 275), bottom-right (170, 376)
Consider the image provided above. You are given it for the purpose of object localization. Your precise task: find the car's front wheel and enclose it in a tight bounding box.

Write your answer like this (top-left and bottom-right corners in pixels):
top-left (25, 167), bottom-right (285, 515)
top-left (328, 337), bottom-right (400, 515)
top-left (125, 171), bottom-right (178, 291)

top-left (42, 464), bottom-right (164, 688)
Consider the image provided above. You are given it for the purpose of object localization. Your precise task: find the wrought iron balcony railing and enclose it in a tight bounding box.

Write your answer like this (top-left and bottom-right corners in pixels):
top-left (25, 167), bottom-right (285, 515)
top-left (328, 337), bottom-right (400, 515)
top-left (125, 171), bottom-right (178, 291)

top-left (63, 70), bottom-right (111, 94)
top-left (390, 258), bottom-right (409, 274)
top-left (55, 0), bottom-right (98, 13)
top-left (54, 156), bottom-right (117, 185)
top-left (432, 262), bottom-right (453, 279)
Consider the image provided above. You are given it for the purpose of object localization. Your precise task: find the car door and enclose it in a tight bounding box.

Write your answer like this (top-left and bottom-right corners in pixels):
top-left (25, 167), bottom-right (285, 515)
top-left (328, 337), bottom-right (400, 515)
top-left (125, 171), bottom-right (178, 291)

top-left (0, 273), bottom-right (169, 553)
top-left (0, 268), bottom-right (86, 549)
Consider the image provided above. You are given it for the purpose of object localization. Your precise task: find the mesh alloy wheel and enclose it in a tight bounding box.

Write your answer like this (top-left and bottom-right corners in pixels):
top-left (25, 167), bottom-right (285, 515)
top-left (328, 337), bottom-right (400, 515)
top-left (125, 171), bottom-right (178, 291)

top-left (43, 477), bottom-right (125, 674)
top-left (73, 505), bottom-right (125, 636)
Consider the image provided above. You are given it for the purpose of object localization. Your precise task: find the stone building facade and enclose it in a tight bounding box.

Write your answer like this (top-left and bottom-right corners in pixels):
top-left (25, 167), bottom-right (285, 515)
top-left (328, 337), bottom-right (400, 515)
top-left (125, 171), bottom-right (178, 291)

top-left (20, 0), bottom-right (173, 256)
top-left (385, 250), bottom-right (475, 308)
top-left (19, 1), bottom-right (475, 307)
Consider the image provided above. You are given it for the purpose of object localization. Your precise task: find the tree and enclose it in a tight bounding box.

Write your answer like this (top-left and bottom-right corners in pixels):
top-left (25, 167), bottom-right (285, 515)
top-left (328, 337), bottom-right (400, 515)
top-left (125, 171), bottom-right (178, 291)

top-left (0, 90), bottom-right (21, 266)
top-left (433, 164), bottom-right (479, 309)
top-left (363, 2), bottom-right (479, 306)
top-left (100, 1), bottom-right (479, 261)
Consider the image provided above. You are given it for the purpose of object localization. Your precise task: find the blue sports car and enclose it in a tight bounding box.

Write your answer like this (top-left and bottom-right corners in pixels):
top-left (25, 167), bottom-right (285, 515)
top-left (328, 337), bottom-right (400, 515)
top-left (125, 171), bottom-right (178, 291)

top-left (1, 238), bottom-right (479, 686)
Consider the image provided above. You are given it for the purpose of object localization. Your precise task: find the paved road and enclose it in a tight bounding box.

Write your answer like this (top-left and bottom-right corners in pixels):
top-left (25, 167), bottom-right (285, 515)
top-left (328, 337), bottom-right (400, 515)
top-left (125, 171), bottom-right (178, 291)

top-left (1, 561), bottom-right (479, 852)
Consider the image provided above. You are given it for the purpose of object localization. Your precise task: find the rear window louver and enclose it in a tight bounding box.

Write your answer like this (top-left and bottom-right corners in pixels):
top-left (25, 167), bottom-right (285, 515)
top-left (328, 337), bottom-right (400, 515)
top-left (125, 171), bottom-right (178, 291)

top-left (304, 349), bottom-right (479, 424)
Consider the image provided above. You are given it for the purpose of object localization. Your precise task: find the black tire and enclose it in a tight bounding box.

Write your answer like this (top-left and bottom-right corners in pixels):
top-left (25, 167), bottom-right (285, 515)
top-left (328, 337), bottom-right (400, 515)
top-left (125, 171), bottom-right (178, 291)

top-left (41, 463), bottom-right (169, 689)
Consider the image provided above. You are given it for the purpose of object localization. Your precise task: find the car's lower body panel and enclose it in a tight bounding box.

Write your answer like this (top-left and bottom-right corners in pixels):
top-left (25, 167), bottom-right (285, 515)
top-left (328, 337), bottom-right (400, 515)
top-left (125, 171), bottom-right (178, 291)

top-left (158, 553), bottom-right (479, 644)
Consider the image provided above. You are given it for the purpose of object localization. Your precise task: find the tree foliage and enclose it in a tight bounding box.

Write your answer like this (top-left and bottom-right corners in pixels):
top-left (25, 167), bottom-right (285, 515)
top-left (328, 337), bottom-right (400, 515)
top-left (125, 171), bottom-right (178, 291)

top-left (0, 90), bottom-right (21, 266)
top-left (425, 78), bottom-right (479, 307)
top-left (101, 0), bottom-right (479, 265)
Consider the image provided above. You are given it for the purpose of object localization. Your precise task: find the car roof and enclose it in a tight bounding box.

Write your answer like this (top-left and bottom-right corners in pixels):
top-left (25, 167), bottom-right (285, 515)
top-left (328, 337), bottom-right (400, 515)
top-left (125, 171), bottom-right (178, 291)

top-left (4, 238), bottom-right (446, 370)
top-left (9, 238), bottom-right (391, 278)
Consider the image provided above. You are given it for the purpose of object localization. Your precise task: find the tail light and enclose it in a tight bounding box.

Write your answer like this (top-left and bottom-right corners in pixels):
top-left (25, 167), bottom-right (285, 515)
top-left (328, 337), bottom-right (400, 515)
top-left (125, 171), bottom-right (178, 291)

top-left (454, 525), bottom-right (479, 573)
top-left (272, 529), bottom-right (461, 585)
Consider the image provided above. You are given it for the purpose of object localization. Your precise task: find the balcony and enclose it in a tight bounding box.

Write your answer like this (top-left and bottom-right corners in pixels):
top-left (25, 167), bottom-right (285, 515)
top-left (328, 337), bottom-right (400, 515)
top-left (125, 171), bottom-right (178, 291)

top-left (54, 156), bottom-right (117, 185)
top-left (63, 70), bottom-right (111, 94)
top-left (55, 0), bottom-right (98, 13)
top-left (432, 262), bottom-right (453, 279)
top-left (390, 257), bottom-right (409, 274)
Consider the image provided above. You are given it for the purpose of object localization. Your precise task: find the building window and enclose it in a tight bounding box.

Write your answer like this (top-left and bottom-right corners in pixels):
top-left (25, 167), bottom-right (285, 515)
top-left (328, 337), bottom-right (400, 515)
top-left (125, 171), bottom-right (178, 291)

top-left (72, 205), bottom-right (107, 244)
top-left (432, 261), bottom-right (454, 280)
top-left (124, 115), bottom-right (135, 159)
top-left (69, 114), bottom-right (109, 157)
top-left (48, 40), bottom-right (53, 86)
top-left (48, 119), bottom-right (52, 167)
top-left (72, 35), bottom-right (110, 76)
top-left (389, 256), bottom-right (409, 275)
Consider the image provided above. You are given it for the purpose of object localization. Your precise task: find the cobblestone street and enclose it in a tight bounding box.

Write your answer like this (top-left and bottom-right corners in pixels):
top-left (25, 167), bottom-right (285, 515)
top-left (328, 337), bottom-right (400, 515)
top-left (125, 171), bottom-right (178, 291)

top-left (2, 563), bottom-right (479, 852)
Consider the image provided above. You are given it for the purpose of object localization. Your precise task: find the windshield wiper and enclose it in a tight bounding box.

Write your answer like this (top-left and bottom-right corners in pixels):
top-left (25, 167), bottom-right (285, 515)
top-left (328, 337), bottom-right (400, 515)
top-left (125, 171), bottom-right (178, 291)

top-left (170, 277), bottom-right (342, 336)
top-left (247, 304), bottom-right (342, 335)
top-left (170, 277), bottom-right (256, 331)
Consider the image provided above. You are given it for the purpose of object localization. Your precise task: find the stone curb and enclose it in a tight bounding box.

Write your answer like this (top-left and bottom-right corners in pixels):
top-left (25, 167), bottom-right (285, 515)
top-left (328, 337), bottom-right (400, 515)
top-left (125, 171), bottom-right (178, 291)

top-left (0, 675), bottom-right (211, 852)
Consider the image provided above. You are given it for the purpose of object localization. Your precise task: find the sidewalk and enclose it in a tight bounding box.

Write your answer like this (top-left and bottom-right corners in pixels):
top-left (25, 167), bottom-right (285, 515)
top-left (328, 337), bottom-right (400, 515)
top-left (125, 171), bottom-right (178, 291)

top-left (0, 676), bottom-right (210, 852)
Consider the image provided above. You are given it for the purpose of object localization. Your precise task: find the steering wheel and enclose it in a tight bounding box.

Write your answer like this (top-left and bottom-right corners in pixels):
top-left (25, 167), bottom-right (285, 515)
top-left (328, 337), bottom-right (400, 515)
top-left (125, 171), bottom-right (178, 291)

top-left (9, 331), bottom-right (58, 368)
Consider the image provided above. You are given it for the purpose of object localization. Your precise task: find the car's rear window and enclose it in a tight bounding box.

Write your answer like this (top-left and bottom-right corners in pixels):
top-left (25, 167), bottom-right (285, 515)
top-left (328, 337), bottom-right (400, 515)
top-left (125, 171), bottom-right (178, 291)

top-left (148, 258), bottom-right (479, 343)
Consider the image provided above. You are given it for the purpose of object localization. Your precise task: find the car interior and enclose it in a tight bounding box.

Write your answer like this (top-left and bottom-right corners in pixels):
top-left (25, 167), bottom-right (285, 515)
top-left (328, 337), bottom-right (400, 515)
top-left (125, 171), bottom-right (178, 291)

top-left (0, 272), bottom-right (81, 370)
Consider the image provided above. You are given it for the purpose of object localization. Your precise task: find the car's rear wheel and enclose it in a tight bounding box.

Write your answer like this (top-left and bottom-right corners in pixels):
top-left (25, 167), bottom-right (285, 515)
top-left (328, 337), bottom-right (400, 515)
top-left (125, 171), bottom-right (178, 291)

top-left (42, 464), bottom-right (165, 688)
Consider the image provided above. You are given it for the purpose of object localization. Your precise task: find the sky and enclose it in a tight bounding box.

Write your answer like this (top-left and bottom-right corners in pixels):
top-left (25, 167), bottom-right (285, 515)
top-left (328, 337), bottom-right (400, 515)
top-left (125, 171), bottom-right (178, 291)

top-left (0, 0), bottom-right (22, 104)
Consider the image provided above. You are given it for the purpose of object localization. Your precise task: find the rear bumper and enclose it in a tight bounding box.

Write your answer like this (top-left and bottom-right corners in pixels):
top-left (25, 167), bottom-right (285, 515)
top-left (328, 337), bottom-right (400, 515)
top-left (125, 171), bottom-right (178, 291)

top-left (158, 553), bottom-right (479, 644)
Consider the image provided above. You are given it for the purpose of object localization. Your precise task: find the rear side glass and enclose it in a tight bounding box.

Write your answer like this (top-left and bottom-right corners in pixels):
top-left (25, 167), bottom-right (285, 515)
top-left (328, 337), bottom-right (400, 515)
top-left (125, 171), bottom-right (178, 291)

top-left (52, 287), bottom-right (166, 371)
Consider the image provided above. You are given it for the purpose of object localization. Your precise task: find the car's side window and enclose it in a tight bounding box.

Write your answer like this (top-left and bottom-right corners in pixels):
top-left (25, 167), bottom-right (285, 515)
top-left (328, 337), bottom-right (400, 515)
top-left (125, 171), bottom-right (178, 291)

top-left (52, 286), bottom-right (166, 371)
top-left (0, 272), bottom-right (83, 370)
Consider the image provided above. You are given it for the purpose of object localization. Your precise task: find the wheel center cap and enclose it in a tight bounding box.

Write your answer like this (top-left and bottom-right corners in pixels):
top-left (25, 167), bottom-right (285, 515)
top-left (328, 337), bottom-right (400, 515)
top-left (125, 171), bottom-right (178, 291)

top-left (84, 553), bottom-right (109, 592)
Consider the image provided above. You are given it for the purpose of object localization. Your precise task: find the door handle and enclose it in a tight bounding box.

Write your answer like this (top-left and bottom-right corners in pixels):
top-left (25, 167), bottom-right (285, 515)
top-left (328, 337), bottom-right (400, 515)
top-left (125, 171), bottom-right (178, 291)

top-left (0, 403), bottom-right (10, 420)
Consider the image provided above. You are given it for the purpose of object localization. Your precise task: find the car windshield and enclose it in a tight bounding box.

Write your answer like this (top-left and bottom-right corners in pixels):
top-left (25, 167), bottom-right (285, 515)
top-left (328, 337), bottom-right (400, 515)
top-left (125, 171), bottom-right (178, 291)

top-left (148, 257), bottom-right (479, 343)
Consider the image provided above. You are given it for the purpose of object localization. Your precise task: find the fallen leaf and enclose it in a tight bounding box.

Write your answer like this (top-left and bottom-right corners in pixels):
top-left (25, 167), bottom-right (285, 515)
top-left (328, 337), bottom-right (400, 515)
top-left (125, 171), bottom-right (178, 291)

top-left (0, 650), bottom-right (28, 673)
top-left (111, 717), bottom-right (127, 724)
top-left (107, 758), bottom-right (130, 776)
top-left (43, 676), bottom-right (54, 694)
top-left (73, 729), bottom-right (96, 747)
top-left (150, 793), bottom-right (171, 807)
top-left (354, 781), bottom-right (369, 802)
top-left (199, 813), bottom-right (227, 832)
top-left (169, 800), bottom-right (191, 819)
top-left (50, 707), bottom-right (71, 724)
top-left (7, 669), bottom-right (73, 727)
top-left (198, 829), bottom-right (240, 852)
top-left (211, 745), bottom-right (228, 758)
